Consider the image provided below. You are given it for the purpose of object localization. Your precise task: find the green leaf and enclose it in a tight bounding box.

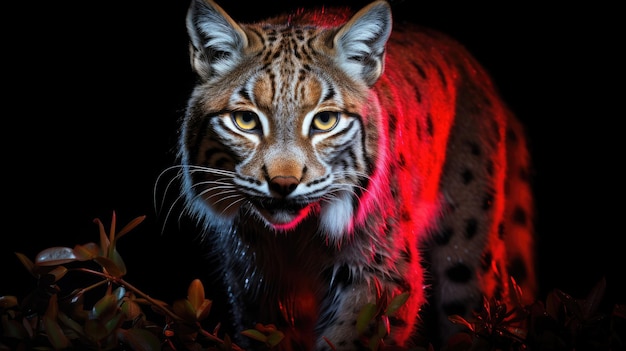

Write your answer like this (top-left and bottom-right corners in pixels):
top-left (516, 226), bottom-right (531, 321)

top-left (84, 318), bottom-right (108, 342)
top-left (267, 330), bottom-right (285, 347)
top-left (110, 248), bottom-right (127, 276)
top-left (377, 314), bottom-right (389, 338)
top-left (117, 328), bottom-right (162, 351)
top-left (91, 294), bottom-right (118, 321)
top-left (121, 299), bottom-right (143, 321)
top-left (241, 329), bottom-right (267, 343)
top-left (1, 316), bottom-right (29, 339)
top-left (172, 299), bottom-right (197, 323)
top-left (43, 314), bottom-right (71, 349)
top-left (105, 312), bottom-right (125, 334)
top-left (368, 335), bottom-right (381, 351)
top-left (35, 246), bottom-right (77, 266)
top-left (58, 311), bottom-right (85, 337)
top-left (385, 292), bottom-right (409, 316)
top-left (356, 302), bottom-right (377, 335)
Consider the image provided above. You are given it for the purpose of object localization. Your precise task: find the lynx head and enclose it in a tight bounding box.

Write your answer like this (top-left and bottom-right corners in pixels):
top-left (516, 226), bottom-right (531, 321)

top-left (178, 0), bottom-right (392, 240)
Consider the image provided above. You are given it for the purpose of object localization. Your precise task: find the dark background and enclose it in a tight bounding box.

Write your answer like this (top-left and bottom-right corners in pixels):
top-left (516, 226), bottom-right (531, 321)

top-left (2, 0), bottom-right (623, 317)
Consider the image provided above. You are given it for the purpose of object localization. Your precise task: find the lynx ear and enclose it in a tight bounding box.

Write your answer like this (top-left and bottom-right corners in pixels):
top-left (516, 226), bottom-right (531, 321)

top-left (333, 1), bottom-right (392, 86)
top-left (186, 0), bottom-right (248, 80)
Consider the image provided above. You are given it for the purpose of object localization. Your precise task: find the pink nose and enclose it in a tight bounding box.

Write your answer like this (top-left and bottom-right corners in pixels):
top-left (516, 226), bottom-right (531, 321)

top-left (270, 176), bottom-right (299, 197)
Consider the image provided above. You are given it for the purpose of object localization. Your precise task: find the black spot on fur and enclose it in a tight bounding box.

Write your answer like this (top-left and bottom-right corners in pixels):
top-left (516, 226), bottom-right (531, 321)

top-left (468, 142), bottom-right (481, 156)
top-left (492, 120), bottom-right (502, 142)
top-left (434, 227), bottom-right (454, 245)
top-left (486, 160), bottom-right (494, 176)
top-left (462, 168), bottom-right (474, 184)
top-left (512, 206), bottom-right (527, 226)
top-left (498, 221), bottom-right (505, 239)
top-left (482, 192), bottom-right (494, 210)
top-left (442, 301), bottom-right (467, 317)
top-left (465, 218), bottom-right (478, 239)
top-left (436, 64), bottom-right (447, 87)
top-left (398, 153), bottom-right (406, 167)
top-left (388, 112), bottom-right (397, 135)
top-left (426, 113), bottom-right (434, 136)
top-left (446, 263), bottom-right (473, 283)
top-left (507, 127), bottom-right (518, 143)
top-left (389, 316), bottom-right (408, 327)
top-left (414, 85), bottom-right (422, 103)
top-left (508, 255), bottom-right (528, 284)
top-left (374, 253), bottom-right (384, 265)
top-left (401, 208), bottom-right (411, 222)
top-left (519, 167), bottom-right (530, 183)
top-left (411, 61), bottom-right (427, 79)
top-left (481, 250), bottom-right (493, 271)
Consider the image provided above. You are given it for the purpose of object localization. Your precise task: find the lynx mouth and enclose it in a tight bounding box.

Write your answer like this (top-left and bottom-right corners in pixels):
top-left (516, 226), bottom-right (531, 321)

top-left (248, 197), bottom-right (314, 227)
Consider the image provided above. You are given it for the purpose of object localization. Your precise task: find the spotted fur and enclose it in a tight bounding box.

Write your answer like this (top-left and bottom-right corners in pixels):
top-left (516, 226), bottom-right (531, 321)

top-left (171, 0), bottom-right (536, 349)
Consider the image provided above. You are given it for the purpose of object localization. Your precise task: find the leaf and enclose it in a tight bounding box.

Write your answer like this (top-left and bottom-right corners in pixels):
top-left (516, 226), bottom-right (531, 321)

top-left (377, 314), bottom-right (389, 338)
top-left (58, 311), bottom-right (85, 337)
top-left (241, 329), bottom-right (267, 343)
top-left (91, 294), bottom-right (118, 321)
top-left (266, 330), bottom-right (285, 347)
top-left (35, 247), bottom-right (78, 266)
top-left (172, 299), bottom-right (197, 323)
top-left (0, 295), bottom-right (19, 309)
top-left (43, 315), bottom-right (71, 349)
top-left (448, 314), bottom-right (475, 332)
top-left (109, 211), bottom-right (117, 258)
top-left (582, 277), bottom-right (606, 318)
top-left (105, 312), bottom-right (125, 334)
top-left (121, 299), bottom-right (143, 321)
top-left (110, 248), bottom-right (128, 276)
top-left (188, 279), bottom-right (205, 311)
top-left (117, 328), bottom-right (162, 351)
top-left (94, 218), bottom-right (110, 256)
top-left (43, 295), bottom-right (71, 349)
top-left (115, 215), bottom-right (146, 240)
top-left (45, 266), bottom-right (68, 283)
top-left (356, 302), bottom-right (377, 335)
top-left (45, 293), bottom-right (59, 319)
top-left (14, 252), bottom-right (36, 277)
top-left (195, 299), bottom-right (212, 321)
top-left (94, 256), bottom-right (125, 278)
top-left (1, 316), bottom-right (28, 339)
top-left (84, 318), bottom-right (108, 342)
top-left (73, 243), bottom-right (100, 261)
top-left (385, 292), bottom-right (409, 316)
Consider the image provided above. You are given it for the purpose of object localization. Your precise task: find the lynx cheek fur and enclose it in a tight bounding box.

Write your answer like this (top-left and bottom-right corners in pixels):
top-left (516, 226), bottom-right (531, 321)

top-left (174, 0), bottom-right (536, 349)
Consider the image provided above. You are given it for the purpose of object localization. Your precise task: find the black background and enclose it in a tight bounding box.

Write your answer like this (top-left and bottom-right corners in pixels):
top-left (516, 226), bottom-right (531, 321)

top-left (2, 0), bottom-right (623, 317)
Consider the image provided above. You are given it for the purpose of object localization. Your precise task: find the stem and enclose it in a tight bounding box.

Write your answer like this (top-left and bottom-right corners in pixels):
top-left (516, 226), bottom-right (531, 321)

top-left (69, 267), bottom-right (246, 351)
top-left (71, 267), bottom-right (181, 322)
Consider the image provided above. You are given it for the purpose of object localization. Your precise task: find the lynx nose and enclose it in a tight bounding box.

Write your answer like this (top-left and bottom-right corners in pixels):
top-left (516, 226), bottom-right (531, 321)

top-left (270, 176), bottom-right (299, 197)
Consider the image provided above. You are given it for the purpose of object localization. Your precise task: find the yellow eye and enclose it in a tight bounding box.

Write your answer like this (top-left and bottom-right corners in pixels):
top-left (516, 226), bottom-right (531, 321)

top-left (232, 111), bottom-right (259, 132)
top-left (312, 111), bottom-right (339, 132)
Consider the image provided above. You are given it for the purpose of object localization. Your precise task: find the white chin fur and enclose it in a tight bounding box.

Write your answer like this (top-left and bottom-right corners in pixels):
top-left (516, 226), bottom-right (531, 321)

top-left (319, 192), bottom-right (354, 240)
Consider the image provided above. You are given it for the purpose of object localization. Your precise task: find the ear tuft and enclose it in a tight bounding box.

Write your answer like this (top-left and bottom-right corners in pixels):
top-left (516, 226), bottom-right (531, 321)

top-left (333, 1), bottom-right (392, 86)
top-left (186, 0), bottom-right (248, 80)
